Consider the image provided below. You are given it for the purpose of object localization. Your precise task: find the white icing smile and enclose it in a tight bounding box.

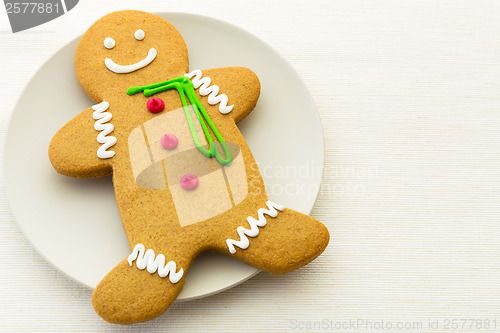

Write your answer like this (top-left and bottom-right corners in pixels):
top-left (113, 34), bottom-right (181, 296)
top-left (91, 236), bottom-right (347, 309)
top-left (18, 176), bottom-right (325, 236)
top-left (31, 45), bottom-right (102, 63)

top-left (105, 48), bottom-right (157, 74)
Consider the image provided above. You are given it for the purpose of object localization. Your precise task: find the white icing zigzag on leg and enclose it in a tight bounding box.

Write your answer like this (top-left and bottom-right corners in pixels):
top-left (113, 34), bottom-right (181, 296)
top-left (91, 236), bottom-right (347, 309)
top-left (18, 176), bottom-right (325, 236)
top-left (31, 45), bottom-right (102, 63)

top-left (127, 244), bottom-right (184, 283)
top-left (92, 101), bottom-right (117, 159)
top-left (185, 69), bottom-right (234, 114)
top-left (226, 201), bottom-right (285, 254)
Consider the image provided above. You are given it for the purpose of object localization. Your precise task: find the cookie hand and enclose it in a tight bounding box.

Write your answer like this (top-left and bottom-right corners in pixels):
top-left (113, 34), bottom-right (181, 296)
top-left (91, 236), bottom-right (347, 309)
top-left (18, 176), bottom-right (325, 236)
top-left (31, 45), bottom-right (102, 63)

top-left (49, 105), bottom-right (114, 178)
top-left (188, 67), bottom-right (261, 124)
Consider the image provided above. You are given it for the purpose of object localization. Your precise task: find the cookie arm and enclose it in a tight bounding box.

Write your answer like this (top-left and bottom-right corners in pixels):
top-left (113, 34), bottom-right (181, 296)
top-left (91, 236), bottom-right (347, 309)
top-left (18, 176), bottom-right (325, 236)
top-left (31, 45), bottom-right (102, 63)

top-left (49, 105), bottom-right (113, 178)
top-left (187, 67), bottom-right (261, 124)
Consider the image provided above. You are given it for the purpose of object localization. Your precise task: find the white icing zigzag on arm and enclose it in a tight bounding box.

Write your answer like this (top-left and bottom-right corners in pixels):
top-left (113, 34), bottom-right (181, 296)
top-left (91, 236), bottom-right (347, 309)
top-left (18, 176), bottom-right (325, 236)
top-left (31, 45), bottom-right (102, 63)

top-left (185, 69), bottom-right (234, 114)
top-left (127, 244), bottom-right (184, 284)
top-left (226, 201), bottom-right (285, 254)
top-left (92, 102), bottom-right (117, 159)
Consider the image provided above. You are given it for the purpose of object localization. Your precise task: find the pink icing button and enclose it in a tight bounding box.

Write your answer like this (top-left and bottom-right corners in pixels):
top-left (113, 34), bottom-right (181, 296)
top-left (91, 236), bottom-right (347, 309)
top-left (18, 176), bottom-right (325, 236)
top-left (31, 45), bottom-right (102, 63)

top-left (180, 173), bottom-right (199, 190)
top-left (161, 133), bottom-right (178, 150)
top-left (147, 98), bottom-right (165, 113)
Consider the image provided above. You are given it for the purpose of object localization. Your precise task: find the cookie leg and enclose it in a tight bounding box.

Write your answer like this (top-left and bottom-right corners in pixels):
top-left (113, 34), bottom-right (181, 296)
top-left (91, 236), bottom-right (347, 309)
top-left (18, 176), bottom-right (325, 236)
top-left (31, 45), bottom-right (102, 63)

top-left (221, 202), bottom-right (330, 274)
top-left (92, 245), bottom-right (191, 324)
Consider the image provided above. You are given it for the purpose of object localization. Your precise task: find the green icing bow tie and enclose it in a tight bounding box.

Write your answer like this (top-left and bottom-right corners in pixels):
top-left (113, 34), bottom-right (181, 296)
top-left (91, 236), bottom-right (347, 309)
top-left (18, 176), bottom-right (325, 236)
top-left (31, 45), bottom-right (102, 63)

top-left (127, 76), bottom-right (232, 166)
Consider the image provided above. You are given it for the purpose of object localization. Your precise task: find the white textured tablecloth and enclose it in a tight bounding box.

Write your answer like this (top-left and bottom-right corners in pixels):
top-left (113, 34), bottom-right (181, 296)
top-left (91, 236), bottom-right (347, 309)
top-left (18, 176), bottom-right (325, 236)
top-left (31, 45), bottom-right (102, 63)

top-left (2, 1), bottom-right (500, 332)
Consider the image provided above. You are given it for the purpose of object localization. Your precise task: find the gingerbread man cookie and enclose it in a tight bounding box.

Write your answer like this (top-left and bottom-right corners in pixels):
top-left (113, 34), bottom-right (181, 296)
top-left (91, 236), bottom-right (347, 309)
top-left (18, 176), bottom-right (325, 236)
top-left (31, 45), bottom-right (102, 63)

top-left (48, 10), bottom-right (329, 324)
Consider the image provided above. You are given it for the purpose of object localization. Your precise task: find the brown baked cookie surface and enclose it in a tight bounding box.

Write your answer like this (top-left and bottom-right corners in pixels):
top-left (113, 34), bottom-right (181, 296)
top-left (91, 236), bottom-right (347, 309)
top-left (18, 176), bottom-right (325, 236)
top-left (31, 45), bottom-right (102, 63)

top-left (48, 10), bottom-right (329, 324)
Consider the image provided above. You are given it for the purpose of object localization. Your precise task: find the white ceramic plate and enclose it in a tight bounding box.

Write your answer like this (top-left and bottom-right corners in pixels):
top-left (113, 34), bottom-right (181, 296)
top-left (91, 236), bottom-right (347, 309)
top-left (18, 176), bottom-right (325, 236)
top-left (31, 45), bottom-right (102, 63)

top-left (5, 12), bottom-right (324, 301)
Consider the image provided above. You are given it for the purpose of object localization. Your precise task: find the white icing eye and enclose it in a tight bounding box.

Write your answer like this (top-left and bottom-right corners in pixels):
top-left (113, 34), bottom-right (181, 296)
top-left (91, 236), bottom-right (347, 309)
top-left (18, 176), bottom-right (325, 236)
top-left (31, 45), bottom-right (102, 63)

top-left (104, 37), bottom-right (115, 49)
top-left (134, 29), bottom-right (145, 41)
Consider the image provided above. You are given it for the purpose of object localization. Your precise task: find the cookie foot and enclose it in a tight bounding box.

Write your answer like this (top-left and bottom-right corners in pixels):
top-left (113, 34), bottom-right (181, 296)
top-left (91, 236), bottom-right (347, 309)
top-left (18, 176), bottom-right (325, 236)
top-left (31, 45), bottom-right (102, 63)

top-left (92, 247), bottom-right (187, 324)
top-left (223, 203), bottom-right (330, 274)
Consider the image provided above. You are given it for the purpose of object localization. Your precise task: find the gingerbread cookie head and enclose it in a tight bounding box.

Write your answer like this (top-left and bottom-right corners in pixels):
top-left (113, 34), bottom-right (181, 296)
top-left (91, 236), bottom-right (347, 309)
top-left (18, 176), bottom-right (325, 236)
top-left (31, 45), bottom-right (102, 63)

top-left (75, 10), bottom-right (188, 102)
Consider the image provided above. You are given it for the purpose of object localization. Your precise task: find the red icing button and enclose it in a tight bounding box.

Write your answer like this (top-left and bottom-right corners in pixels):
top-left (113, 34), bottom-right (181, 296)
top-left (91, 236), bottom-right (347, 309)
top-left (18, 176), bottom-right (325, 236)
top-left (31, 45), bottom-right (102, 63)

top-left (180, 173), bottom-right (199, 190)
top-left (161, 133), bottom-right (178, 150)
top-left (147, 98), bottom-right (165, 113)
